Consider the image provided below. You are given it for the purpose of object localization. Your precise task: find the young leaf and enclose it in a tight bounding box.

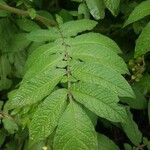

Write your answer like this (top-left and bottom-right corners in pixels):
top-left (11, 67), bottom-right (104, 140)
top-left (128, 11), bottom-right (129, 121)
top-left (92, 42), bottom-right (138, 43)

top-left (26, 28), bottom-right (60, 42)
top-left (53, 100), bottom-right (98, 150)
top-left (124, 143), bottom-right (133, 150)
top-left (60, 19), bottom-right (97, 37)
top-left (104, 0), bottom-right (120, 16)
top-left (78, 3), bottom-right (90, 19)
top-left (29, 89), bottom-right (67, 143)
top-left (85, 0), bottom-right (105, 20)
top-left (124, 0), bottom-right (150, 27)
top-left (6, 19), bottom-right (135, 148)
top-left (121, 109), bottom-right (142, 146)
top-left (135, 22), bottom-right (150, 57)
top-left (97, 133), bottom-right (119, 150)
top-left (27, 19), bottom-right (97, 42)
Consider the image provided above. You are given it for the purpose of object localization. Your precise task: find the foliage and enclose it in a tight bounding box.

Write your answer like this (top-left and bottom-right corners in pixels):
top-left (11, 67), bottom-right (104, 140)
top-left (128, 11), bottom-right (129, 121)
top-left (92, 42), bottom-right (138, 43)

top-left (0, 0), bottom-right (150, 150)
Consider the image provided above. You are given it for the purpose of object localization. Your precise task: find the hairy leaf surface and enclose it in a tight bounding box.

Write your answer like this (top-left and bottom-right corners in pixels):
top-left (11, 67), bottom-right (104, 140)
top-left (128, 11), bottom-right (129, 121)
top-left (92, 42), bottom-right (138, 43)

top-left (27, 19), bottom-right (97, 42)
top-left (53, 101), bottom-right (98, 150)
top-left (7, 19), bottom-right (135, 147)
top-left (71, 61), bottom-right (134, 98)
top-left (71, 82), bottom-right (127, 122)
top-left (29, 89), bottom-right (67, 143)
top-left (7, 69), bottom-right (65, 109)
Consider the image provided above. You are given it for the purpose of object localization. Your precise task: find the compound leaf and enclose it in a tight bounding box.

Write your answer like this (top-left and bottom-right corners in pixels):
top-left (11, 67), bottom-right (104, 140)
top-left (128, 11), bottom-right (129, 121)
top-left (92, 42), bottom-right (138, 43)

top-left (7, 19), bottom-right (135, 147)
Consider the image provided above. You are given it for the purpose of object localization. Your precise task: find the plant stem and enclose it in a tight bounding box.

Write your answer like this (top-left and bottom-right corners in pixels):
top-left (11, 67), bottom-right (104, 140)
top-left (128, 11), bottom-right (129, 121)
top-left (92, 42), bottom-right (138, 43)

top-left (0, 3), bottom-right (57, 26)
top-left (57, 27), bottom-right (72, 100)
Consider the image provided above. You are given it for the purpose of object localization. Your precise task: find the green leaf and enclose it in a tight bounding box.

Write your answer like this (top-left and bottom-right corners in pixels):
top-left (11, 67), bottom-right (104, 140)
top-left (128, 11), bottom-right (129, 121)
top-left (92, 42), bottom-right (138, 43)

top-left (28, 141), bottom-right (46, 150)
top-left (71, 61), bottom-right (134, 98)
top-left (67, 35), bottom-right (128, 74)
top-left (7, 19), bottom-right (134, 148)
top-left (78, 3), bottom-right (90, 19)
top-left (0, 101), bottom-right (3, 110)
top-left (60, 19), bottom-right (97, 37)
top-left (66, 32), bottom-right (122, 54)
top-left (72, 82), bottom-right (127, 122)
top-left (6, 69), bottom-right (65, 109)
top-left (29, 89), bottom-right (67, 143)
top-left (59, 9), bottom-right (73, 22)
top-left (28, 8), bottom-right (36, 19)
top-left (148, 141), bottom-right (150, 150)
top-left (121, 84), bottom-right (147, 110)
top-left (85, 108), bottom-right (98, 126)
top-left (24, 42), bottom-right (58, 71)
top-left (53, 100), bottom-right (98, 150)
top-left (148, 99), bottom-right (150, 124)
top-left (27, 19), bottom-right (97, 42)
top-left (9, 33), bottom-right (30, 52)
top-left (0, 130), bottom-right (6, 147)
top-left (124, 0), bottom-right (150, 27)
top-left (0, 0), bottom-right (9, 17)
top-left (135, 74), bottom-right (150, 93)
top-left (104, 0), bottom-right (120, 16)
top-left (85, 0), bottom-right (105, 20)
top-left (16, 18), bottom-right (40, 32)
top-left (121, 109), bottom-right (142, 146)
top-left (97, 133), bottom-right (119, 150)
top-left (135, 22), bottom-right (150, 57)
top-left (0, 55), bottom-right (12, 90)
top-left (2, 118), bottom-right (18, 134)
top-left (26, 28), bottom-right (60, 42)
top-left (124, 143), bottom-right (133, 150)
top-left (71, 0), bottom-right (82, 2)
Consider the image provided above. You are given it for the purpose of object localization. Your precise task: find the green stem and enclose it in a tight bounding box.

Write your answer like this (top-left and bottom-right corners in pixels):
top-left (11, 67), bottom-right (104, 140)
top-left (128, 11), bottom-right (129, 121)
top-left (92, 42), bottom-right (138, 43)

top-left (57, 27), bottom-right (72, 100)
top-left (0, 3), bottom-right (57, 26)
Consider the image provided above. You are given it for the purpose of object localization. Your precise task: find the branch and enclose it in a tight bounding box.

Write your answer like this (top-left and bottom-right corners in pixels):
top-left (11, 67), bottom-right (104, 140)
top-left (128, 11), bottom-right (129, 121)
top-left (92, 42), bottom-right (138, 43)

top-left (0, 3), bottom-right (57, 27)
